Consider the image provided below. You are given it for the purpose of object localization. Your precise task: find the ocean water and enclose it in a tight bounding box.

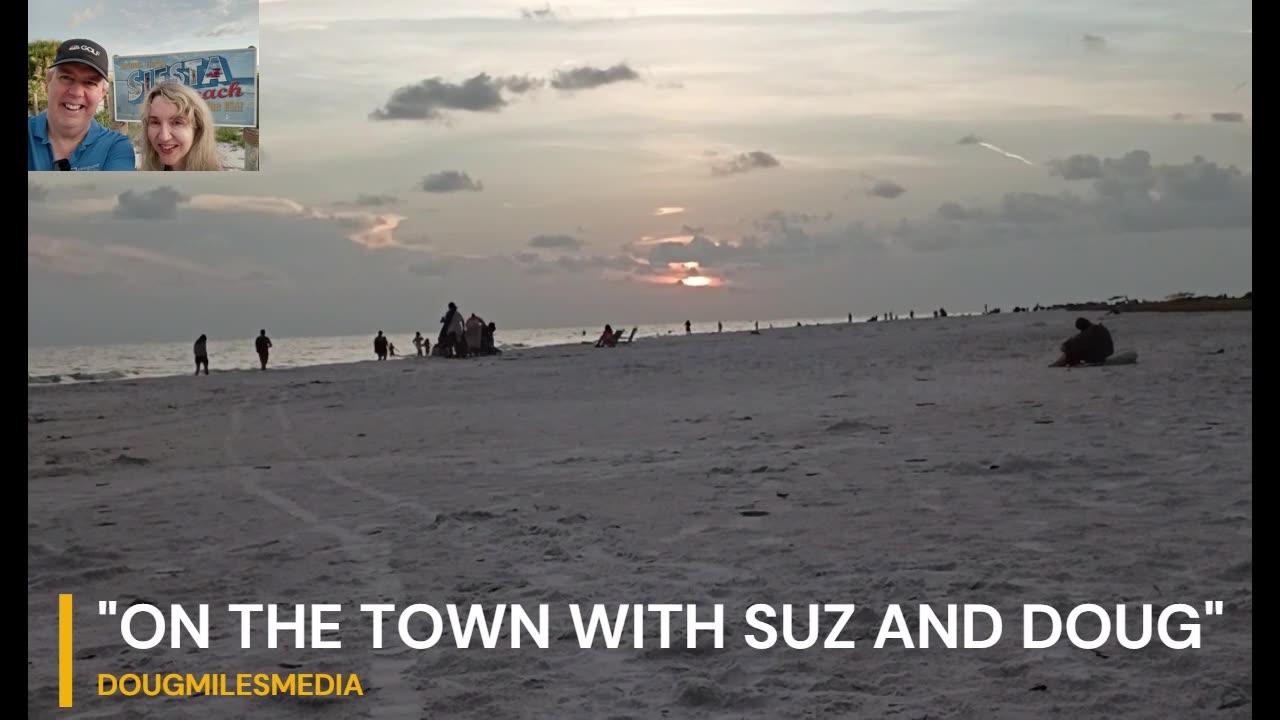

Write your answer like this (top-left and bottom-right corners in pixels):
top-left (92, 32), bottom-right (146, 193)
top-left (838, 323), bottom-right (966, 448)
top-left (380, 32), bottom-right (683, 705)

top-left (28, 316), bottom-right (871, 384)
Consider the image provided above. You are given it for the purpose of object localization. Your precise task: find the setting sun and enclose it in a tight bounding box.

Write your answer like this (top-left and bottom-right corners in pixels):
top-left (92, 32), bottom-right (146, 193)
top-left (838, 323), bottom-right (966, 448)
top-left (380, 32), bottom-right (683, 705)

top-left (680, 276), bottom-right (712, 287)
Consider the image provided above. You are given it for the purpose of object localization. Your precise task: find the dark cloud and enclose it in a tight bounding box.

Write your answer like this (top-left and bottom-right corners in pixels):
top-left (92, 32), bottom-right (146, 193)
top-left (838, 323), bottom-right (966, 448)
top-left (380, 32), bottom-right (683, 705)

top-left (711, 151), bottom-right (781, 177)
top-left (1048, 154), bottom-right (1104, 180)
top-left (549, 63), bottom-right (640, 90)
top-left (1211, 112), bottom-right (1245, 123)
top-left (957, 134), bottom-right (983, 145)
top-left (868, 180), bottom-right (906, 199)
top-left (113, 186), bottom-right (190, 220)
top-left (29, 181), bottom-right (48, 202)
top-left (1083, 150), bottom-right (1251, 231)
top-left (529, 233), bottom-right (584, 250)
top-left (944, 150), bottom-right (1250, 235)
top-left (369, 73), bottom-right (543, 121)
top-left (419, 171), bottom-right (484, 193)
top-left (1082, 33), bottom-right (1107, 50)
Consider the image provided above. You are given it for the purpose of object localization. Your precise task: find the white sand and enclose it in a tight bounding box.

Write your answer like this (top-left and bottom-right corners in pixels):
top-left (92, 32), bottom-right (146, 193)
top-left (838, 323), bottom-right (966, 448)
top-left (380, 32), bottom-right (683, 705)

top-left (27, 310), bottom-right (1252, 718)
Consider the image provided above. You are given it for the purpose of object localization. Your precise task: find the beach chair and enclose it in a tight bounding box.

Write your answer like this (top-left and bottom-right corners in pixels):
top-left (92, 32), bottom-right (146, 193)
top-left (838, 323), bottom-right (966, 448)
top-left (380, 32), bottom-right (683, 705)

top-left (620, 327), bottom-right (637, 344)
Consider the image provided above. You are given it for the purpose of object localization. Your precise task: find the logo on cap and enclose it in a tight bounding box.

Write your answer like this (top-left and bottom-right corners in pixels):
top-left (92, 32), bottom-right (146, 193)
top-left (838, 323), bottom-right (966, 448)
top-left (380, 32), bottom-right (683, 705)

top-left (67, 44), bottom-right (101, 56)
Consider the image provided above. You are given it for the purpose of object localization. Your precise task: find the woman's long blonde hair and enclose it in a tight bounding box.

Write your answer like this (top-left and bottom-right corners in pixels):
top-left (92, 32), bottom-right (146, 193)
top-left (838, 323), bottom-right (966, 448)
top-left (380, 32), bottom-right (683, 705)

top-left (139, 80), bottom-right (222, 171)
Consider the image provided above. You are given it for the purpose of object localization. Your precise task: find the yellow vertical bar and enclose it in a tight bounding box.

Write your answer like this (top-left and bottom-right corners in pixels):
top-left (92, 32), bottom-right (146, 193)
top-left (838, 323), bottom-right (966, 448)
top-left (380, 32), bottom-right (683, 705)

top-left (59, 594), bottom-right (73, 707)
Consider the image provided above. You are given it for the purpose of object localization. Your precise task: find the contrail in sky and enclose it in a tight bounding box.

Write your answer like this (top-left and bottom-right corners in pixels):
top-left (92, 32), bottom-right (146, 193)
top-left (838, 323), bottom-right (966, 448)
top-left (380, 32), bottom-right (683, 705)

top-left (957, 134), bottom-right (1035, 166)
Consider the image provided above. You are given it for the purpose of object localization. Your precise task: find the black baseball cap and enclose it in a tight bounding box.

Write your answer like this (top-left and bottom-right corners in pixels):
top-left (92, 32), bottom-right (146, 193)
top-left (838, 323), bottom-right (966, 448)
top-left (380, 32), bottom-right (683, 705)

top-left (50, 38), bottom-right (109, 80)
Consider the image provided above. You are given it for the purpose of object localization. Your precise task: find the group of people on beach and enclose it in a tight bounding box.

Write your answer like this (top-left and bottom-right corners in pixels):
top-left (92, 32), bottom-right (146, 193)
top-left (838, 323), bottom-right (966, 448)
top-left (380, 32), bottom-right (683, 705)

top-left (432, 302), bottom-right (501, 358)
top-left (29, 37), bottom-right (227, 171)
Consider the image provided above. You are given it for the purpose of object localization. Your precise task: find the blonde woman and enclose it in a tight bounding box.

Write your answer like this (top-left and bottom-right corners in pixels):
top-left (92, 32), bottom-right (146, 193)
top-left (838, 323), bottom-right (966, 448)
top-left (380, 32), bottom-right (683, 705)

top-left (139, 80), bottom-right (222, 171)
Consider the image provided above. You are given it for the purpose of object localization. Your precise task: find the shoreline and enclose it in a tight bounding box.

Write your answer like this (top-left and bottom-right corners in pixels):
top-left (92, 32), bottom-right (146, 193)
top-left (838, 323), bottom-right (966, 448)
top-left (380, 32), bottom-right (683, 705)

top-left (27, 308), bottom-right (1253, 391)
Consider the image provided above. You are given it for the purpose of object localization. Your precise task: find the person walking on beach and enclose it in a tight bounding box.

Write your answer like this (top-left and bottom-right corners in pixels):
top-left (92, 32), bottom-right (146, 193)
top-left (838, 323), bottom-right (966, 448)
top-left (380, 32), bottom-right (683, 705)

top-left (374, 331), bottom-right (388, 361)
top-left (685, 320), bottom-right (692, 334)
top-left (255, 330), bottom-right (272, 370)
top-left (193, 334), bottom-right (209, 375)
top-left (413, 332), bottom-right (425, 357)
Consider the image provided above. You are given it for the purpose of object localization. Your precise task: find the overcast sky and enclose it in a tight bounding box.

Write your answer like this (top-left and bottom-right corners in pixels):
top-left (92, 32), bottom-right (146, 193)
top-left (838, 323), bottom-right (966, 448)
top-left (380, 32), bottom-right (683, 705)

top-left (28, 0), bottom-right (1252, 346)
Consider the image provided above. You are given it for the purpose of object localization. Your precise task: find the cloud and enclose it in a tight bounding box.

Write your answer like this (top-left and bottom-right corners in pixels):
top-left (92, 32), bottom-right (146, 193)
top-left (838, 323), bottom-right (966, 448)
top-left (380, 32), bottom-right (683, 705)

top-left (419, 171), bottom-right (484, 193)
top-left (206, 23), bottom-right (249, 37)
top-left (652, 206), bottom-right (685, 216)
top-left (419, 167), bottom-right (483, 190)
top-left (368, 73), bottom-right (543, 121)
top-left (1048, 154), bottom-right (1104, 180)
top-left (937, 150), bottom-right (1250, 236)
top-left (618, 149), bottom-right (1251, 267)
top-left (549, 63), bottom-right (640, 90)
top-left (711, 151), bottom-right (781, 177)
top-left (29, 181), bottom-right (48, 203)
top-left (68, 0), bottom-right (104, 28)
top-left (100, 191), bottom-right (421, 254)
top-left (1171, 113), bottom-right (1192, 121)
top-left (1082, 33), bottom-right (1106, 51)
top-left (520, 4), bottom-right (556, 19)
top-left (113, 187), bottom-right (191, 219)
top-left (349, 194), bottom-right (398, 207)
top-left (1211, 112), bottom-right (1245, 123)
top-left (28, 234), bottom-right (286, 289)
top-left (529, 234), bottom-right (585, 250)
top-left (868, 180), bottom-right (906, 199)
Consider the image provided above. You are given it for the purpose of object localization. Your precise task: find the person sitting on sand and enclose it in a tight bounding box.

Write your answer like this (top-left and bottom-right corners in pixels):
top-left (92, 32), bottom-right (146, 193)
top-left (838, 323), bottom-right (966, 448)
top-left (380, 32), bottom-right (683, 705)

top-left (193, 334), bottom-right (209, 376)
top-left (255, 330), bottom-right (272, 370)
top-left (374, 331), bottom-right (388, 361)
top-left (1050, 318), bottom-right (1115, 367)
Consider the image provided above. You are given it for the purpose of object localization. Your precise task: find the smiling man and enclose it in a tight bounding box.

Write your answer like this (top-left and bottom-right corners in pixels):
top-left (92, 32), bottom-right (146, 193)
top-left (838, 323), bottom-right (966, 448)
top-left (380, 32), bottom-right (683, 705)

top-left (28, 38), bottom-right (135, 171)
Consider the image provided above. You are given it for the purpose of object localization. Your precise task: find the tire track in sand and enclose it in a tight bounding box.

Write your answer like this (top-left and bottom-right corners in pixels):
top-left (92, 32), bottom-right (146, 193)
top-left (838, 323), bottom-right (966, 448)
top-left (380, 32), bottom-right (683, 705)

top-left (225, 401), bottom-right (421, 718)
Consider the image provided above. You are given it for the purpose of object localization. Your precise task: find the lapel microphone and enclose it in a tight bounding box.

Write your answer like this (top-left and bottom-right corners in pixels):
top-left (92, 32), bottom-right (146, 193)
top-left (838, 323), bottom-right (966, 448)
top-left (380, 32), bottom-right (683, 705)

top-left (54, 159), bottom-right (70, 171)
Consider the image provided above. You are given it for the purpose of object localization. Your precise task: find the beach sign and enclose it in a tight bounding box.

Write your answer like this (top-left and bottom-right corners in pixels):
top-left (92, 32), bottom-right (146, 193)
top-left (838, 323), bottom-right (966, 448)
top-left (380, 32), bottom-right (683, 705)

top-left (111, 47), bottom-right (258, 127)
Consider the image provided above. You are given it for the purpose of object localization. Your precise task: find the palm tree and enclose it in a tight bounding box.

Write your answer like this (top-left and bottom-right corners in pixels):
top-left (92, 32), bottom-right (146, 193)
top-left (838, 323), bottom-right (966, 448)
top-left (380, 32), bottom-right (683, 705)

top-left (28, 39), bottom-right (61, 115)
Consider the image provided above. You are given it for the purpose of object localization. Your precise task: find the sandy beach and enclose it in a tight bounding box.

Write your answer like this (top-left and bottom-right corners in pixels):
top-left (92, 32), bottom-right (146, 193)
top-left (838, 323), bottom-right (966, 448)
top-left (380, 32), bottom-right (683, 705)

top-left (27, 310), bottom-right (1252, 718)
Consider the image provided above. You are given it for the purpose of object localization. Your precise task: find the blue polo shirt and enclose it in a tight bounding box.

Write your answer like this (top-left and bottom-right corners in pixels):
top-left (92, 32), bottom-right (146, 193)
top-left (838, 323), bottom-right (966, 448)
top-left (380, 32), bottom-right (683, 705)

top-left (28, 111), bottom-right (136, 171)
